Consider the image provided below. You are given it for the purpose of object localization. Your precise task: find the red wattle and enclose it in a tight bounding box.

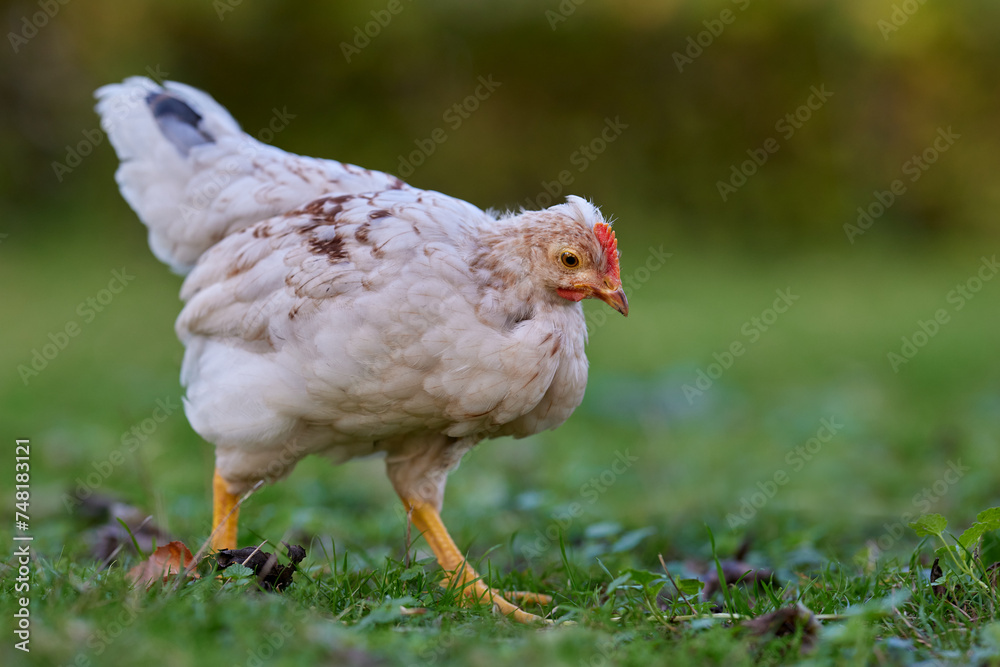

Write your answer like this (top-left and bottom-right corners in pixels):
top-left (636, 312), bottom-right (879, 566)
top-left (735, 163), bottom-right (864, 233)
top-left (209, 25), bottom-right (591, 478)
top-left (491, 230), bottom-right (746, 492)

top-left (556, 288), bottom-right (586, 302)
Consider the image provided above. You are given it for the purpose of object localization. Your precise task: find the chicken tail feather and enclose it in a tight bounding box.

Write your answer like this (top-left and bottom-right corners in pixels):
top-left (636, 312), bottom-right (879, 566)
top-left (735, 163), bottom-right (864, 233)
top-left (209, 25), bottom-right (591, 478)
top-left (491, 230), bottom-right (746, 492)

top-left (96, 77), bottom-right (413, 275)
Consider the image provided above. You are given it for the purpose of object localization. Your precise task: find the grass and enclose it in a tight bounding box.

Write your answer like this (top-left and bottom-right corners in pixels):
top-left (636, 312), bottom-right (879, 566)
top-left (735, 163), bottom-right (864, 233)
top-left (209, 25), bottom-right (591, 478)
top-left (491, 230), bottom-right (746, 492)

top-left (3, 206), bottom-right (1000, 665)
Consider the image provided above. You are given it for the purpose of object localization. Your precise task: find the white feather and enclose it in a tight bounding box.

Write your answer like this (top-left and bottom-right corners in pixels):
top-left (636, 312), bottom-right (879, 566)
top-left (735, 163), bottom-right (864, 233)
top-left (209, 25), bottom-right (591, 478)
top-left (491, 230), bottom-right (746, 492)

top-left (99, 79), bottom-right (610, 507)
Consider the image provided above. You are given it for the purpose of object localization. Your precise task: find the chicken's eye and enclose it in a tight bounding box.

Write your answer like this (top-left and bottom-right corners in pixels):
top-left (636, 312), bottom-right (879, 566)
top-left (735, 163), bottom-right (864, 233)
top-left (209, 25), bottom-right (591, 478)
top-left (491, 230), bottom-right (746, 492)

top-left (560, 251), bottom-right (580, 269)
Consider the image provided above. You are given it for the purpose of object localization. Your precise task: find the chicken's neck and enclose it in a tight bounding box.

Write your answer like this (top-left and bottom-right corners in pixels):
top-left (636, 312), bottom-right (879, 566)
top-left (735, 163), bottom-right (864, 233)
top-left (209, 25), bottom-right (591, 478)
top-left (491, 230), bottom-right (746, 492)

top-left (468, 216), bottom-right (567, 322)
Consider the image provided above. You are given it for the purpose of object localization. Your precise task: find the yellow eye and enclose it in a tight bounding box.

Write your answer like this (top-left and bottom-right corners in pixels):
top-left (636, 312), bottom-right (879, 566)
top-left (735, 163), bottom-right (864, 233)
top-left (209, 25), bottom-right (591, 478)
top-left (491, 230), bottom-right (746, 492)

top-left (560, 251), bottom-right (580, 269)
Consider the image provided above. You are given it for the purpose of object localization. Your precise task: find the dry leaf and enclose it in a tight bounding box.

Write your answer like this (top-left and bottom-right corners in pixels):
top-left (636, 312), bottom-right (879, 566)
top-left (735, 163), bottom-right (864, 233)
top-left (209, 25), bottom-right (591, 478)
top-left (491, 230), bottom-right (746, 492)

top-left (216, 542), bottom-right (306, 592)
top-left (701, 559), bottom-right (778, 600)
top-left (930, 558), bottom-right (945, 597)
top-left (742, 603), bottom-right (821, 654)
top-left (127, 541), bottom-right (200, 588)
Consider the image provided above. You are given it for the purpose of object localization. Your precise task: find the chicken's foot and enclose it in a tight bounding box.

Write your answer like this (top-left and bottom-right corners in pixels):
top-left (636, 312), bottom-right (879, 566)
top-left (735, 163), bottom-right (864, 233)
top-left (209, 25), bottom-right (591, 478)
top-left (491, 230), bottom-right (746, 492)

top-left (402, 498), bottom-right (550, 624)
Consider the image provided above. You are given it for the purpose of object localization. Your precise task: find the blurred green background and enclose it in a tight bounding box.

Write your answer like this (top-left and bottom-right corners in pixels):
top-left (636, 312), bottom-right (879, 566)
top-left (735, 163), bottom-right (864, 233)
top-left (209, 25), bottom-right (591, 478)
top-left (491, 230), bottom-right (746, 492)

top-left (3, 0), bottom-right (1000, 567)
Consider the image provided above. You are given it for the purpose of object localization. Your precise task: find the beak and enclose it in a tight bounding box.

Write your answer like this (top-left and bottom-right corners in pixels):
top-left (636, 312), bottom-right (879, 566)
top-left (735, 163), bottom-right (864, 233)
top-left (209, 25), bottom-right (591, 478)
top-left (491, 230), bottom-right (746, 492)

top-left (594, 284), bottom-right (629, 317)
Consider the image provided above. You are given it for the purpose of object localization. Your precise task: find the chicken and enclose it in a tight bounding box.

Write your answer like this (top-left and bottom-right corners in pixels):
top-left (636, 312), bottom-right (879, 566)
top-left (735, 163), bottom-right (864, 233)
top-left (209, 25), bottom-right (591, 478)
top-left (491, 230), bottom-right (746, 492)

top-left (96, 77), bottom-right (628, 622)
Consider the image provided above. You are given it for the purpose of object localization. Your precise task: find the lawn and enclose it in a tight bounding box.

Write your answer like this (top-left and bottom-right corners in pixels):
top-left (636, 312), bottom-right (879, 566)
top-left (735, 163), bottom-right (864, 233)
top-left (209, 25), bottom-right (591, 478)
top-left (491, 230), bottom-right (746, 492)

top-left (3, 206), bottom-right (1000, 666)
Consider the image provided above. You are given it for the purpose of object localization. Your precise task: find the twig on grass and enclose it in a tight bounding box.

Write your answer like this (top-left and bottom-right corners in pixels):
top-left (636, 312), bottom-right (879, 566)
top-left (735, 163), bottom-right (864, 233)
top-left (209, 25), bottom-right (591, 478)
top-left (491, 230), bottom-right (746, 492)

top-left (659, 553), bottom-right (699, 619)
top-left (175, 480), bottom-right (265, 590)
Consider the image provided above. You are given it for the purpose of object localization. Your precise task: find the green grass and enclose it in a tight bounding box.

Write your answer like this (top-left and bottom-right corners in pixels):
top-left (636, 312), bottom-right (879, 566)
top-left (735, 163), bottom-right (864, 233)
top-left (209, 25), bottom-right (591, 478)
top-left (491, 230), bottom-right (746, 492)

top-left (3, 207), bottom-right (1000, 665)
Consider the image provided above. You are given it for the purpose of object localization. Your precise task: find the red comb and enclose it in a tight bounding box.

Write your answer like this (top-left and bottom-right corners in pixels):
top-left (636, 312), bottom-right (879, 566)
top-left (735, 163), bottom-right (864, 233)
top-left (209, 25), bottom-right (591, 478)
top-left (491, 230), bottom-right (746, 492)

top-left (593, 222), bottom-right (621, 283)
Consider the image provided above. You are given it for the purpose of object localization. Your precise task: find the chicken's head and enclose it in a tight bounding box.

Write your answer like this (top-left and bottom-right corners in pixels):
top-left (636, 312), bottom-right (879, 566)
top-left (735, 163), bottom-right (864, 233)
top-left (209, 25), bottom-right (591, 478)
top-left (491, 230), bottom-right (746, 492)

top-left (542, 197), bottom-right (628, 316)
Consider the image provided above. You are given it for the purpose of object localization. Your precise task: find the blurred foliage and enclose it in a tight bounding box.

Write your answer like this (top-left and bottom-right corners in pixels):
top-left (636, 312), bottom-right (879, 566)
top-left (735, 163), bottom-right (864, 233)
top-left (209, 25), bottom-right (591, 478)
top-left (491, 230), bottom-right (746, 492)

top-left (4, 0), bottom-right (1000, 245)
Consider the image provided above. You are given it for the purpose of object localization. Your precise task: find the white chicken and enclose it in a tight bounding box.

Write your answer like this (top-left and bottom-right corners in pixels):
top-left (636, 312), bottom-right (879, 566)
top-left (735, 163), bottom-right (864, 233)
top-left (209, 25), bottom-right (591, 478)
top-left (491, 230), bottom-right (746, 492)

top-left (96, 77), bottom-right (627, 622)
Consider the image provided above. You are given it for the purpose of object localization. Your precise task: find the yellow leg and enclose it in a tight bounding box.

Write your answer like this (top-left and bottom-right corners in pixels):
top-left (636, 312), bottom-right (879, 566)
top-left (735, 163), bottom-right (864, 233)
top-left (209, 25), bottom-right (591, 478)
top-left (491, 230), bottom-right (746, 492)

top-left (404, 498), bottom-right (547, 624)
top-left (506, 591), bottom-right (553, 605)
top-left (211, 469), bottom-right (240, 551)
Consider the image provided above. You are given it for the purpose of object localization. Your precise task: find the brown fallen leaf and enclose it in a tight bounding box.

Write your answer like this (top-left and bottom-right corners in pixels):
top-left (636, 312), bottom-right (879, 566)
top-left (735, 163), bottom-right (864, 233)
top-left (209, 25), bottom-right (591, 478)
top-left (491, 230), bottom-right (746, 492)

top-left (127, 541), bottom-right (201, 588)
top-left (930, 558), bottom-right (945, 597)
top-left (701, 559), bottom-right (779, 601)
top-left (216, 542), bottom-right (306, 592)
top-left (742, 603), bottom-right (821, 655)
top-left (711, 536), bottom-right (774, 594)
top-left (659, 538), bottom-right (781, 612)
